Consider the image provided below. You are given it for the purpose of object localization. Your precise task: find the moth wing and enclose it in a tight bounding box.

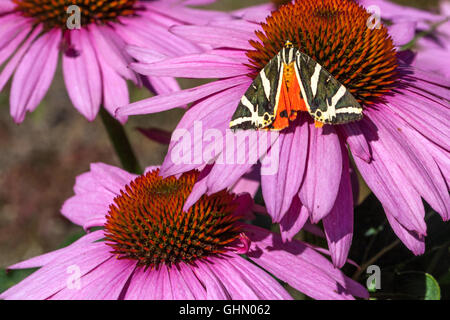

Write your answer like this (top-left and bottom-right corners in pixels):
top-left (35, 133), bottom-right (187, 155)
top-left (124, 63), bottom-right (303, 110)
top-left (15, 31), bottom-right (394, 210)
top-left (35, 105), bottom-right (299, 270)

top-left (295, 51), bottom-right (363, 125)
top-left (230, 52), bottom-right (283, 131)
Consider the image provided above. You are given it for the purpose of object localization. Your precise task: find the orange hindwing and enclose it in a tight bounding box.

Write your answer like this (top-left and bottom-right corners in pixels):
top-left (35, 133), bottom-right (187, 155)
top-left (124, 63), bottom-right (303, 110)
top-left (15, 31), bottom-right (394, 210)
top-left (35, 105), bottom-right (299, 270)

top-left (270, 62), bottom-right (308, 131)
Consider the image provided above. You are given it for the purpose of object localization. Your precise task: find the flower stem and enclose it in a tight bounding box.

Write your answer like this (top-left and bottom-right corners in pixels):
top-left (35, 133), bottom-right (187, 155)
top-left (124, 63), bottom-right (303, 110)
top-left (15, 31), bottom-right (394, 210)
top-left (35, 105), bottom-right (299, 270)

top-left (100, 108), bottom-right (142, 174)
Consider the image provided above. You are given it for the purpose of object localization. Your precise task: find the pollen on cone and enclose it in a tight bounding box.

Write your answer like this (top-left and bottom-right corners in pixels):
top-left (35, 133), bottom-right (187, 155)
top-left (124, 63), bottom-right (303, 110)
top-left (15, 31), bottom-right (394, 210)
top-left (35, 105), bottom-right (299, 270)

top-left (104, 170), bottom-right (243, 269)
top-left (13, 0), bottom-right (139, 29)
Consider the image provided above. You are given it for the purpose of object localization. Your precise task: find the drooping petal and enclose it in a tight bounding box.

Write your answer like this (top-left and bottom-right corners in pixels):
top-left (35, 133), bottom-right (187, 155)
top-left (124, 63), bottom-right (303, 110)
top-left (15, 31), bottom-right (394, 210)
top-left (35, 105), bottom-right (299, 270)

top-left (262, 119), bottom-right (309, 222)
top-left (245, 225), bottom-right (369, 300)
top-left (10, 28), bottom-right (61, 123)
top-left (385, 211), bottom-right (425, 255)
top-left (131, 53), bottom-right (250, 78)
top-left (298, 123), bottom-right (343, 223)
top-left (231, 167), bottom-right (261, 198)
top-left (323, 149), bottom-right (354, 268)
top-left (97, 55), bottom-right (130, 124)
top-left (369, 107), bottom-right (449, 220)
top-left (340, 121), bottom-right (372, 162)
top-left (7, 231), bottom-right (104, 270)
top-left (51, 259), bottom-right (136, 300)
top-left (204, 131), bottom-right (272, 195)
top-left (160, 83), bottom-right (249, 177)
top-left (0, 25), bottom-right (42, 93)
top-left (89, 24), bottom-right (138, 83)
top-left (354, 117), bottom-right (427, 236)
top-left (279, 196), bottom-right (310, 242)
top-left (63, 29), bottom-right (102, 121)
top-left (0, 25), bottom-right (31, 67)
top-left (145, 2), bottom-right (230, 26)
top-left (206, 255), bottom-right (292, 300)
top-left (0, 232), bottom-right (110, 300)
top-left (193, 261), bottom-right (231, 299)
top-left (168, 264), bottom-right (208, 299)
top-left (170, 25), bottom-right (255, 50)
top-left (386, 88), bottom-right (449, 151)
top-left (116, 76), bottom-right (251, 116)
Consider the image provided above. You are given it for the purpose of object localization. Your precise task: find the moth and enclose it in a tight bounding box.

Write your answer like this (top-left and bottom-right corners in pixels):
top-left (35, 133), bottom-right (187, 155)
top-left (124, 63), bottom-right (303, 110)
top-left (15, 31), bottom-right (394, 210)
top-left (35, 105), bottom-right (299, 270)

top-left (229, 41), bottom-right (363, 131)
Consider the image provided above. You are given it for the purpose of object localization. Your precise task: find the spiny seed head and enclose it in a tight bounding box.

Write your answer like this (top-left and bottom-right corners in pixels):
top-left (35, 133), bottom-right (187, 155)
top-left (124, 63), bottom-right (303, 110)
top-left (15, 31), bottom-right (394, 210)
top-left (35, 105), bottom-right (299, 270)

top-left (248, 0), bottom-right (399, 105)
top-left (104, 169), bottom-right (243, 269)
top-left (13, 0), bottom-right (139, 29)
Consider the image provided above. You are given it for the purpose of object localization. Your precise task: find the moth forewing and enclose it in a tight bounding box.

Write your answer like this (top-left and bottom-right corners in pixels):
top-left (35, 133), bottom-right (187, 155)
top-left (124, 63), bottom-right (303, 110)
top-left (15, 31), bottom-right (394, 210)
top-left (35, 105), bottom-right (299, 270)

top-left (295, 51), bottom-right (363, 125)
top-left (230, 51), bottom-right (284, 131)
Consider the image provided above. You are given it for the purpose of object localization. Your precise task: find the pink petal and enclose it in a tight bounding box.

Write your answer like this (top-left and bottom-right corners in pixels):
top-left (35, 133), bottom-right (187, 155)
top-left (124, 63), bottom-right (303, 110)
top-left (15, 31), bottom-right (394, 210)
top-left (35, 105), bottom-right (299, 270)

top-left (323, 150), bottom-right (354, 268)
top-left (245, 225), bottom-right (368, 300)
top-left (231, 169), bottom-right (261, 198)
top-left (0, 25), bottom-right (42, 93)
top-left (193, 261), bottom-right (231, 299)
top-left (298, 123), bottom-right (343, 223)
top-left (89, 24), bottom-right (138, 83)
top-left (207, 255), bottom-right (292, 300)
top-left (10, 28), bottom-right (61, 123)
top-left (354, 117), bottom-right (427, 235)
top-left (63, 29), bottom-right (102, 121)
top-left (146, 75), bottom-right (181, 95)
top-left (385, 211), bottom-right (425, 255)
top-left (0, 25), bottom-right (31, 67)
top-left (0, 232), bottom-right (111, 300)
top-left (261, 119), bottom-right (308, 222)
top-left (52, 259), bottom-right (136, 300)
top-left (97, 55), bottom-right (130, 124)
top-left (389, 21), bottom-right (417, 46)
top-left (340, 121), bottom-right (372, 162)
top-left (7, 231), bottom-right (104, 270)
top-left (370, 108), bottom-right (449, 220)
top-left (61, 163), bottom-right (136, 228)
top-left (146, 2), bottom-right (229, 25)
top-left (116, 75), bottom-right (251, 116)
top-left (116, 18), bottom-right (202, 57)
top-left (160, 83), bottom-right (249, 176)
top-left (279, 196), bottom-right (310, 242)
top-left (131, 53), bottom-right (250, 78)
top-left (170, 25), bottom-right (255, 50)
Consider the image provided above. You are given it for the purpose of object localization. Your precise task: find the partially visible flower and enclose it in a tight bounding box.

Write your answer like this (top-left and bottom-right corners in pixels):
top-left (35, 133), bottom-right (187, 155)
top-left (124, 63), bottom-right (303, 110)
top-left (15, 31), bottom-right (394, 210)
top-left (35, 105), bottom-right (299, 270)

top-left (0, 163), bottom-right (367, 300)
top-left (117, 0), bottom-right (450, 265)
top-left (412, 1), bottom-right (450, 79)
top-left (358, 0), bottom-right (450, 79)
top-left (0, 0), bottom-right (226, 123)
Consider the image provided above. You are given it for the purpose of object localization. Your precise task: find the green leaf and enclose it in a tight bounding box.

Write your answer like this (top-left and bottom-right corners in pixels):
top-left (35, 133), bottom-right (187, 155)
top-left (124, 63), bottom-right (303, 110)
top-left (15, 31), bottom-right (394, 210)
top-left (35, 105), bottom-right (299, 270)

top-left (0, 268), bottom-right (37, 294)
top-left (394, 272), bottom-right (441, 300)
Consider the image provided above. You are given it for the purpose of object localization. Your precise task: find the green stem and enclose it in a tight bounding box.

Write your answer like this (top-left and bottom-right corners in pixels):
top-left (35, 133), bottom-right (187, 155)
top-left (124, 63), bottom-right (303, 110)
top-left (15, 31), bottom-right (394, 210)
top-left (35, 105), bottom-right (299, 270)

top-left (100, 108), bottom-right (142, 174)
top-left (400, 17), bottom-right (450, 51)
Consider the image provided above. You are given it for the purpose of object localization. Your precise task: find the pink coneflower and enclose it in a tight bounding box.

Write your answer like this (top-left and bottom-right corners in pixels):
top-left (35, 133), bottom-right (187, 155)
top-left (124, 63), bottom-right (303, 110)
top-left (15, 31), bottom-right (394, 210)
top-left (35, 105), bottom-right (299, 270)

top-left (0, 163), bottom-right (367, 300)
top-left (360, 0), bottom-right (450, 79)
top-left (412, 1), bottom-right (450, 80)
top-left (117, 0), bottom-right (450, 267)
top-left (0, 0), bottom-right (225, 123)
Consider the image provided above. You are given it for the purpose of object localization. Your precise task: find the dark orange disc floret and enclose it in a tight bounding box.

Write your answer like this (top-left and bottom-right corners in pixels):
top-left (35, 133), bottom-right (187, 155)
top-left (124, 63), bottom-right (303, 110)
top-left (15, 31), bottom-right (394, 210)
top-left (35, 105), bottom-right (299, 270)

top-left (13, 0), bottom-right (139, 29)
top-left (104, 169), bottom-right (243, 269)
top-left (248, 0), bottom-right (399, 105)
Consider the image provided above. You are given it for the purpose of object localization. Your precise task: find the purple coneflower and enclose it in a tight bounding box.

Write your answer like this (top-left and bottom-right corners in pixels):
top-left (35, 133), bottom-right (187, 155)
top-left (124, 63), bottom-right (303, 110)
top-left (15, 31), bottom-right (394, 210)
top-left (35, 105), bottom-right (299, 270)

top-left (0, 163), bottom-right (367, 300)
top-left (360, 0), bottom-right (450, 79)
top-left (117, 0), bottom-right (450, 266)
top-left (0, 0), bottom-right (224, 123)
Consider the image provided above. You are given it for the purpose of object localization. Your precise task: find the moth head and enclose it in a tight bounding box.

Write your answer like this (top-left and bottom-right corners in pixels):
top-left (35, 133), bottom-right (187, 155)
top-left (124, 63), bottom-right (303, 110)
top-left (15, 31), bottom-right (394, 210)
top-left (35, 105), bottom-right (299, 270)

top-left (284, 40), bottom-right (294, 48)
